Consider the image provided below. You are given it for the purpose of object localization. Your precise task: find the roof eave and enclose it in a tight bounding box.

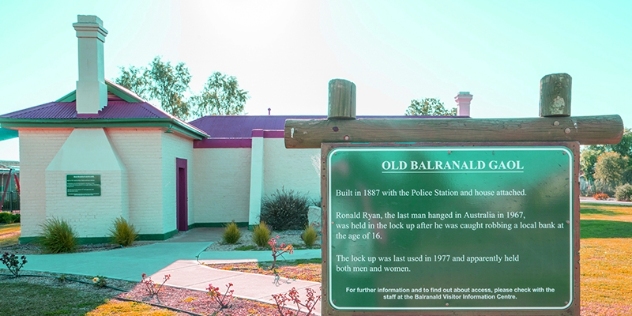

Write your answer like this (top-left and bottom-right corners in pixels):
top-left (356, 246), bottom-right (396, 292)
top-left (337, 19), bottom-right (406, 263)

top-left (0, 118), bottom-right (208, 140)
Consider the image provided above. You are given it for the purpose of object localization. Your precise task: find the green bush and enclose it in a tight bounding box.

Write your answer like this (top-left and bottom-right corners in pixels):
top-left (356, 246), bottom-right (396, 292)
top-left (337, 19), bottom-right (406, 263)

top-left (252, 222), bottom-right (271, 248)
top-left (12, 213), bottom-right (19, 223)
top-left (260, 188), bottom-right (309, 230)
top-left (615, 183), bottom-right (632, 201)
top-left (0, 212), bottom-right (14, 224)
top-left (39, 218), bottom-right (76, 253)
top-left (301, 225), bottom-right (318, 248)
top-left (109, 217), bottom-right (139, 247)
top-left (222, 221), bottom-right (241, 244)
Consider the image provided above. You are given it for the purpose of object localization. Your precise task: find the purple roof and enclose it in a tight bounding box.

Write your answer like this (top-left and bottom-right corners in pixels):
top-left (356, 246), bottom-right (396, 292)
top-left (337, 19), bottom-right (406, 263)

top-left (0, 101), bottom-right (174, 120)
top-left (188, 115), bottom-right (325, 138)
top-left (189, 115), bottom-right (464, 139)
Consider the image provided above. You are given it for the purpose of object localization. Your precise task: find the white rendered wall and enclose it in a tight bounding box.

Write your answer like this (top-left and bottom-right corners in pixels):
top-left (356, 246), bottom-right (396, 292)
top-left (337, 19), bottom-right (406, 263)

top-left (161, 132), bottom-right (194, 232)
top-left (18, 128), bottom-right (73, 238)
top-left (45, 128), bottom-right (128, 238)
top-left (248, 136), bottom-right (264, 226)
top-left (192, 148), bottom-right (251, 224)
top-left (106, 128), bottom-right (164, 235)
top-left (262, 139), bottom-right (320, 201)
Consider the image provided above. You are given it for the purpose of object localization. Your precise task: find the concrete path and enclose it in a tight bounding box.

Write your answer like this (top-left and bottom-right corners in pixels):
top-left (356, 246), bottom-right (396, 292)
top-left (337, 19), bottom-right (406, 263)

top-left (17, 227), bottom-right (323, 315)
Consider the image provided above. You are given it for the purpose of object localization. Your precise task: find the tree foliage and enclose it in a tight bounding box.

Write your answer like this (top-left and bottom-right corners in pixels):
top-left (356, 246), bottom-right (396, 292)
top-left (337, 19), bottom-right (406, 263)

top-left (580, 147), bottom-right (605, 182)
top-left (405, 98), bottom-right (456, 116)
top-left (593, 152), bottom-right (629, 194)
top-left (115, 57), bottom-right (248, 120)
top-left (581, 128), bottom-right (632, 185)
top-left (190, 72), bottom-right (248, 116)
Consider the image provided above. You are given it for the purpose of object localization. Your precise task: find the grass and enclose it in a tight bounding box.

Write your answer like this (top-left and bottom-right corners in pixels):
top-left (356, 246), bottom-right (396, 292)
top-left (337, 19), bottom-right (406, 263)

top-left (2, 205), bottom-right (631, 314)
top-left (0, 282), bottom-right (116, 316)
top-left (87, 300), bottom-right (175, 316)
top-left (580, 203), bottom-right (632, 314)
top-left (209, 258), bottom-right (322, 282)
top-left (0, 223), bottom-right (20, 247)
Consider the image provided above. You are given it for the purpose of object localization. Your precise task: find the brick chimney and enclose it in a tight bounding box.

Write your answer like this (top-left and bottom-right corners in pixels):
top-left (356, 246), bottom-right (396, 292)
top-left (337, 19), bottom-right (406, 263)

top-left (73, 15), bottom-right (108, 115)
top-left (455, 91), bottom-right (473, 117)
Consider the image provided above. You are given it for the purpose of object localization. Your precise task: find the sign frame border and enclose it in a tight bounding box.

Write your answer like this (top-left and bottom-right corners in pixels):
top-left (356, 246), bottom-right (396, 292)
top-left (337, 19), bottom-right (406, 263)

top-left (320, 142), bottom-right (580, 316)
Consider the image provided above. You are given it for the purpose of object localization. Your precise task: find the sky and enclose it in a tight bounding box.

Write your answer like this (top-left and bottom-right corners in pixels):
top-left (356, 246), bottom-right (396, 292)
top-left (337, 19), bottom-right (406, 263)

top-left (0, 0), bottom-right (630, 161)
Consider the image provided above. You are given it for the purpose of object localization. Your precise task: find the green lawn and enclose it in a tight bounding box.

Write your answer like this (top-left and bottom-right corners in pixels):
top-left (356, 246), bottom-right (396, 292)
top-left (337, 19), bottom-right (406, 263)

top-left (0, 282), bottom-right (116, 316)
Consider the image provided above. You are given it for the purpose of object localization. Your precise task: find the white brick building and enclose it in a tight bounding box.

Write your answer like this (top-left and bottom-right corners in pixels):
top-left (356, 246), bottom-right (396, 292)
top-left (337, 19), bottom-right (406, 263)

top-left (0, 16), bottom-right (471, 243)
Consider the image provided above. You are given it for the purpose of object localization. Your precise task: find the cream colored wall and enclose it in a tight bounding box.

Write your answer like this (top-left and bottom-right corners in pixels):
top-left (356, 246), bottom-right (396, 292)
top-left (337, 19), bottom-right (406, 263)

top-left (161, 132), bottom-right (194, 231)
top-left (45, 128), bottom-right (128, 238)
top-left (262, 139), bottom-right (320, 201)
top-left (18, 128), bottom-right (73, 237)
top-left (192, 148), bottom-right (251, 223)
top-left (106, 128), bottom-right (164, 235)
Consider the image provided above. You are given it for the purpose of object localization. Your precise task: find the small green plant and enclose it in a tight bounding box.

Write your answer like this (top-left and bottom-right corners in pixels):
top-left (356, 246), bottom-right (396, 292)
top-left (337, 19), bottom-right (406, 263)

top-left (260, 188), bottom-right (310, 230)
top-left (593, 192), bottom-right (609, 200)
top-left (222, 221), bottom-right (241, 244)
top-left (92, 275), bottom-right (107, 288)
top-left (207, 283), bottom-right (235, 310)
top-left (39, 217), bottom-right (76, 253)
top-left (614, 183), bottom-right (632, 201)
top-left (301, 225), bottom-right (318, 248)
top-left (269, 235), bottom-right (293, 269)
top-left (141, 273), bottom-right (171, 301)
top-left (272, 287), bottom-right (321, 316)
top-left (109, 217), bottom-right (138, 247)
top-left (1, 252), bottom-right (27, 277)
top-left (252, 222), bottom-right (271, 248)
top-left (0, 212), bottom-right (14, 224)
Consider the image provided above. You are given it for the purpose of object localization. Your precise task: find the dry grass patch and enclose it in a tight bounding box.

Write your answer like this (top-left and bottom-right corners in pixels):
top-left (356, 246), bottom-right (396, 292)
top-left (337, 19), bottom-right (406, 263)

top-left (0, 223), bottom-right (20, 247)
top-left (87, 300), bottom-right (176, 316)
top-left (581, 238), bottom-right (632, 304)
top-left (580, 204), bottom-right (632, 222)
top-left (209, 260), bottom-right (321, 283)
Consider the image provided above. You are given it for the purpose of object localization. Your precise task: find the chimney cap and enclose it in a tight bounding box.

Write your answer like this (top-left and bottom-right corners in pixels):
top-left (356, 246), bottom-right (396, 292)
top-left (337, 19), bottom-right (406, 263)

top-left (73, 15), bottom-right (108, 40)
top-left (76, 15), bottom-right (104, 25)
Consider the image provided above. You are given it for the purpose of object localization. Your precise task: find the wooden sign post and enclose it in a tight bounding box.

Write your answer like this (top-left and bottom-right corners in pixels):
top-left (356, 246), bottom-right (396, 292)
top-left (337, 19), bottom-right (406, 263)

top-left (284, 74), bottom-right (623, 316)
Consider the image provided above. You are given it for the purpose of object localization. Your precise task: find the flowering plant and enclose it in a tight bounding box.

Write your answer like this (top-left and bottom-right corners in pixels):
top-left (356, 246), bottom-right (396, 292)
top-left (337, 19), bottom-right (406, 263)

top-left (141, 273), bottom-right (171, 301)
top-left (92, 275), bottom-right (107, 288)
top-left (269, 235), bottom-right (293, 269)
top-left (1, 252), bottom-right (27, 278)
top-left (272, 287), bottom-right (321, 316)
top-left (207, 283), bottom-right (234, 309)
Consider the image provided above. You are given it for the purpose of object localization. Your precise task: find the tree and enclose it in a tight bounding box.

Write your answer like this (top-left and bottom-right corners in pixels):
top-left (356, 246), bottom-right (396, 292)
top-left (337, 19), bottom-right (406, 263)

top-left (190, 72), bottom-right (248, 116)
top-left (580, 146), bottom-right (605, 183)
top-left (405, 98), bottom-right (456, 116)
top-left (593, 152), bottom-right (629, 194)
top-left (115, 57), bottom-right (248, 120)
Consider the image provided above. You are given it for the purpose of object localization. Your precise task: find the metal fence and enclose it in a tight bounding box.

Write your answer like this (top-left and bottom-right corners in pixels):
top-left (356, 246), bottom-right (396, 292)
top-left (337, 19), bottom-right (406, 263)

top-left (1, 191), bottom-right (20, 212)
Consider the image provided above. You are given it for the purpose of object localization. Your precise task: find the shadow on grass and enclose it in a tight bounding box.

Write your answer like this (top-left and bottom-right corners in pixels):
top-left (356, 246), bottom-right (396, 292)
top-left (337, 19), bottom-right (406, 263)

top-left (580, 208), bottom-right (619, 216)
top-left (581, 220), bottom-right (632, 238)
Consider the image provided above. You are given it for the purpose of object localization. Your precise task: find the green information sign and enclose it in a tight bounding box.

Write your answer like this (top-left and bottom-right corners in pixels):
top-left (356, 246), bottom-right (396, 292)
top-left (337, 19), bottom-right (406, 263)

top-left (327, 146), bottom-right (574, 311)
top-left (66, 174), bottom-right (101, 197)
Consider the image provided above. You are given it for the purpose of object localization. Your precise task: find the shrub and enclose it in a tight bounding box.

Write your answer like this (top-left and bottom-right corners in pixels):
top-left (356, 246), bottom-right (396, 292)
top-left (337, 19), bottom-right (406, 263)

top-left (252, 222), bottom-right (271, 248)
top-left (39, 218), bottom-right (76, 253)
top-left (222, 221), bottom-right (241, 244)
top-left (593, 192), bottom-right (609, 200)
top-left (260, 188), bottom-right (309, 230)
top-left (301, 225), bottom-right (318, 248)
top-left (1, 252), bottom-right (27, 277)
top-left (615, 184), bottom-right (632, 201)
top-left (12, 213), bottom-right (19, 223)
top-left (0, 212), bottom-right (13, 224)
top-left (109, 217), bottom-right (139, 247)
